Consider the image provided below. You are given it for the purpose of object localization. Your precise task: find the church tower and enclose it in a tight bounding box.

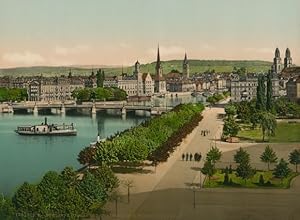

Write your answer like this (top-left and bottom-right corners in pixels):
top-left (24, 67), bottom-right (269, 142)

top-left (182, 53), bottom-right (190, 78)
top-left (284, 48), bottom-right (292, 69)
top-left (134, 60), bottom-right (140, 75)
top-left (154, 46), bottom-right (166, 94)
top-left (155, 46), bottom-right (163, 77)
top-left (272, 48), bottom-right (282, 74)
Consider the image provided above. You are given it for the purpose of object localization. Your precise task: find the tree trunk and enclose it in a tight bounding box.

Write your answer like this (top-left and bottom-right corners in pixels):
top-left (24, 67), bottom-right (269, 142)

top-left (267, 162), bottom-right (270, 171)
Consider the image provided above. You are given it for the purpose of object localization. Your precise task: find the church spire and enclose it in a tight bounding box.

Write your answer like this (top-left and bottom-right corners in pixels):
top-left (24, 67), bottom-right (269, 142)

top-left (155, 45), bottom-right (163, 77)
top-left (155, 45), bottom-right (161, 71)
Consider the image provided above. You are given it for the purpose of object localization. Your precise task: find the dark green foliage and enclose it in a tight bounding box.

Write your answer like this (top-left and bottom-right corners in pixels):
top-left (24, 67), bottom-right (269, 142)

top-left (229, 164), bottom-right (233, 174)
top-left (260, 145), bottom-right (278, 171)
top-left (12, 182), bottom-right (42, 218)
top-left (96, 69), bottom-right (105, 88)
top-left (206, 146), bottom-right (222, 166)
top-left (234, 147), bottom-right (250, 164)
top-left (289, 149), bottom-right (300, 172)
top-left (0, 196), bottom-right (15, 219)
top-left (273, 158), bottom-right (291, 180)
top-left (207, 93), bottom-right (225, 105)
top-left (223, 117), bottom-right (240, 138)
top-left (0, 87), bottom-right (27, 102)
top-left (78, 146), bottom-right (97, 166)
top-left (274, 97), bottom-right (300, 118)
top-left (258, 111), bottom-right (277, 141)
top-left (259, 174), bottom-right (265, 185)
top-left (236, 161), bottom-right (255, 182)
top-left (90, 104), bottom-right (204, 164)
top-left (223, 170), bottom-right (229, 185)
top-left (201, 160), bottom-right (216, 182)
top-left (266, 72), bottom-right (274, 112)
top-left (256, 74), bottom-right (266, 111)
top-left (72, 87), bottom-right (127, 101)
top-left (225, 105), bottom-right (237, 116)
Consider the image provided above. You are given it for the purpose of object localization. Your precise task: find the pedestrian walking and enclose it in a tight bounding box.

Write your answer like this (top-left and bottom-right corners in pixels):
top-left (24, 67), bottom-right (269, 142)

top-left (199, 152), bottom-right (202, 161)
top-left (189, 153), bottom-right (193, 161)
top-left (194, 153), bottom-right (198, 161)
top-left (186, 153), bottom-right (189, 161)
top-left (182, 153), bottom-right (185, 161)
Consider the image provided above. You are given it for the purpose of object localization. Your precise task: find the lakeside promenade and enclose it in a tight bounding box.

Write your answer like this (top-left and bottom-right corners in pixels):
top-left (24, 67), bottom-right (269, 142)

top-left (103, 106), bottom-right (300, 220)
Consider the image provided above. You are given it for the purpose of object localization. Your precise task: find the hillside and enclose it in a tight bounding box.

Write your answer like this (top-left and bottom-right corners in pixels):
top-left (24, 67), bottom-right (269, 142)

top-left (0, 60), bottom-right (272, 77)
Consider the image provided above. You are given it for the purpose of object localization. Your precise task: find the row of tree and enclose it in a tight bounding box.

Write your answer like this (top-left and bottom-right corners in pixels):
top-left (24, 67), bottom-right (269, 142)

top-left (201, 146), bottom-right (300, 185)
top-left (0, 87), bottom-right (27, 102)
top-left (77, 103), bottom-right (205, 167)
top-left (71, 87), bottom-right (127, 102)
top-left (207, 91), bottom-right (229, 105)
top-left (0, 166), bottom-right (119, 219)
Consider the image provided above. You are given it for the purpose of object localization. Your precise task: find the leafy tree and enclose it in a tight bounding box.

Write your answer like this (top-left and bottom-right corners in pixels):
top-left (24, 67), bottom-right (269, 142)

top-left (256, 75), bottom-right (266, 111)
top-left (225, 104), bottom-right (237, 117)
top-left (78, 146), bottom-right (97, 167)
top-left (273, 158), bottom-right (291, 182)
top-left (258, 112), bottom-right (277, 142)
top-left (201, 160), bottom-right (215, 183)
top-left (223, 117), bottom-right (240, 138)
top-left (78, 172), bottom-right (107, 206)
top-left (236, 161), bottom-right (255, 183)
top-left (0, 196), bottom-right (15, 220)
top-left (266, 72), bottom-right (274, 112)
top-left (234, 147), bottom-right (250, 164)
top-left (260, 145), bottom-right (278, 171)
top-left (96, 69), bottom-right (104, 88)
top-left (206, 146), bottom-right (222, 166)
top-left (288, 149), bottom-right (300, 172)
top-left (12, 182), bottom-right (42, 218)
top-left (37, 171), bottom-right (65, 214)
top-left (60, 166), bottom-right (78, 187)
top-left (92, 165), bottom-right (119, 193)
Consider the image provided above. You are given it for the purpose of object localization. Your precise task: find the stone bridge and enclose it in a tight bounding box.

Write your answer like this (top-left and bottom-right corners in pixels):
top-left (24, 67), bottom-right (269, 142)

top-left (9, 101), bottom-right (173, 115)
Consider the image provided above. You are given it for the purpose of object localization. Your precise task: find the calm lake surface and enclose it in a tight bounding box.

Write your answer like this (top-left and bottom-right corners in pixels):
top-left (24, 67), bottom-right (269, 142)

top-left (0, 111), bottom-right (146, 195)
top-left (0, 95), bottom-right (204, 195)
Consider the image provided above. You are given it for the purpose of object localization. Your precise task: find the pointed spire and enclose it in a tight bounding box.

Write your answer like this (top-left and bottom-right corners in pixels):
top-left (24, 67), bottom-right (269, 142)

top-left (156, 44), bottom-right (160, 69)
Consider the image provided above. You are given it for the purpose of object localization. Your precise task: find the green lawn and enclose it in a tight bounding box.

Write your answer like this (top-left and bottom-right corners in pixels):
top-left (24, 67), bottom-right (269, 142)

top-left (237, 122), bottom-right (300, 143)
top-left (204, 170), bottom-right (298, 189)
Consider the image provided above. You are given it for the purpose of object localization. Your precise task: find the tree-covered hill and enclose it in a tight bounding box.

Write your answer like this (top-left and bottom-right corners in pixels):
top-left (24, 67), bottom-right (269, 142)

top-left (0, 60), bottom-right (272, 77)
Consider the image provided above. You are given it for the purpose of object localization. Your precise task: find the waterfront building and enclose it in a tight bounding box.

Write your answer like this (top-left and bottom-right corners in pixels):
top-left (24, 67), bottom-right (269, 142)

top-left (103, 60), bottom-right (154, 97)
top-left (27, 76), bottom-right (85, 101)
top-left (154, 46), bottom-right (167, 94)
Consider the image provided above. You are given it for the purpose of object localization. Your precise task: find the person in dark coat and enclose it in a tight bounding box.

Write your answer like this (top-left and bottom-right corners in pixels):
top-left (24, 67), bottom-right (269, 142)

top-left (186, 153), bottom-right (189, 161)
top-left (182, 153), bottom-right (185, 161)
top-left (189, 153), bottom-right (193, 161)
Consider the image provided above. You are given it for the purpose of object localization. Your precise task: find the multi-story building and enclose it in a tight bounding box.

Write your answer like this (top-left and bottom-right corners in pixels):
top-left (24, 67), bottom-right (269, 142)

top-left (27, 76), bottom-right (85, 101)
top-left (286, 77), bottom-right (300, 103)
top-left (103, 61), bottom-right (154, 97)
top-left (230, 73), bottom-right (279, 102)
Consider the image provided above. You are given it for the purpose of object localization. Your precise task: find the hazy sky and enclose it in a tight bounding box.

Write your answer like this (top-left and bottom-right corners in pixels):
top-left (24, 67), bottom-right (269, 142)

top-left (0, 0), bottom-right (299, 68)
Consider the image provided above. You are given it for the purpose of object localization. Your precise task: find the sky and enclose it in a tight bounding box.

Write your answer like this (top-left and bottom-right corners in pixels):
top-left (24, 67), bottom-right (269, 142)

top-left (0, 0), bottom-right (299, 68)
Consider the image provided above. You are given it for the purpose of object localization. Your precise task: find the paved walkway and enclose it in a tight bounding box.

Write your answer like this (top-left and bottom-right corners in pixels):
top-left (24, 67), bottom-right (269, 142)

top-left (103, 107), bottom-right (300, 220)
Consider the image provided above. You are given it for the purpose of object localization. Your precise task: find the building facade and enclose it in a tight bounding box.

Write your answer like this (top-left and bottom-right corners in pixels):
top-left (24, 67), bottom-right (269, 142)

top-left (286, 77), bottom-right (300, 103)
top-left (103, 60), bottom-right (154, 97)
top-left (230, 73), bottom-right (279, 102)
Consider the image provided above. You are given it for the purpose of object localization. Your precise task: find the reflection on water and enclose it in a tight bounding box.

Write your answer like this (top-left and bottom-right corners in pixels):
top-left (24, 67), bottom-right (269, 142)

top-left (0, 111), bottom-right (146, 195)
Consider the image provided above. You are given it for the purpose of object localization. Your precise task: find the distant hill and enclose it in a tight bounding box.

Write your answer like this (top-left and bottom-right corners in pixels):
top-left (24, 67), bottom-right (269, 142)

top-left (0, 60), bottom-right (272, 77)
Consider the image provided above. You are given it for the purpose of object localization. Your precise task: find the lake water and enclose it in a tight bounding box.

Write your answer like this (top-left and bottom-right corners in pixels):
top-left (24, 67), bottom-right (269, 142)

top-left (0, 111), bottom-right (146, 195)
top-left (0, 95), bottom-right (205, 195)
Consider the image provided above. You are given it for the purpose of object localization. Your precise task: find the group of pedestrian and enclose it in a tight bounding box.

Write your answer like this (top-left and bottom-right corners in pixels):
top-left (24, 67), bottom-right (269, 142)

top-left (200, 129), bottom-right (210, 136)
top-left (182, 152), bottom-right (202, 162)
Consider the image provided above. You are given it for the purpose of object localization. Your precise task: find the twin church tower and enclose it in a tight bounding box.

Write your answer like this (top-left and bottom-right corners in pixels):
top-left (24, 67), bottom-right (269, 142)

top-left (272, 48), bottom-right (293, 74)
